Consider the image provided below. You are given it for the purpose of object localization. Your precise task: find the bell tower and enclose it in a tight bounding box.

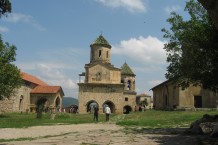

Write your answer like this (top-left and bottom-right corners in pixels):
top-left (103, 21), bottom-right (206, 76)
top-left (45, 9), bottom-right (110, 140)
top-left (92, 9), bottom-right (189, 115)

top-left (90, 35), bottom-right (111, 64)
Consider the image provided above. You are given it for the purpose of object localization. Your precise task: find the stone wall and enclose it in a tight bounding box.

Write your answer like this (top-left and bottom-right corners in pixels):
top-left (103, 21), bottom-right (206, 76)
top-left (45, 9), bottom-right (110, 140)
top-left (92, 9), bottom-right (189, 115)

top-left (87, 64), bottom-right (121, 84)
top-left (90, 45), bottom-right (111, 63)
top-left (78, 83), bottom-right (133, 114)
top-left (153, 81), bottom-right (218, 110)
top-left (0, 85), bottom-right (32, 113)
top-left (0, 98), bottom-right (15, 113)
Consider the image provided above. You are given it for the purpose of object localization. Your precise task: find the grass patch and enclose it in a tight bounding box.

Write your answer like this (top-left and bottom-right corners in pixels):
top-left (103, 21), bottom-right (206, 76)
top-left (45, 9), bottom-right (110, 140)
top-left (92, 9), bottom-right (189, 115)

top-left (0, 110), bottom-right (217, 129)
top-left (0, 113), bottom-right (108, 128)
top-left (116, 110), bottom-right (218, 128)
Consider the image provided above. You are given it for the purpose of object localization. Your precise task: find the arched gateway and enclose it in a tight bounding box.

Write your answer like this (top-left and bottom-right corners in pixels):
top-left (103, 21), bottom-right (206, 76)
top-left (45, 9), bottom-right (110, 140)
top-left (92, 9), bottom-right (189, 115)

top-left (78, 35), bottom-right (137, 114)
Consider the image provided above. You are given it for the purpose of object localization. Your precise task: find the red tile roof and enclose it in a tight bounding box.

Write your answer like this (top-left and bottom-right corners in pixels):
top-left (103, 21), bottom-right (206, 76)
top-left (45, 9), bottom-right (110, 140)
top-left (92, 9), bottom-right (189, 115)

top-left (21, 72), bottom-right (48, 86)
top-left (31, 86), bottom-right (64, 94)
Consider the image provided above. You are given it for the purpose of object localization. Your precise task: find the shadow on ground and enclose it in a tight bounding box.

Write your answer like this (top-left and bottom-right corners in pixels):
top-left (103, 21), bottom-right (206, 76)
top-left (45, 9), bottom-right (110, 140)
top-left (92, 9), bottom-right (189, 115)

top-left (128, 127), bottom-right (218, 145)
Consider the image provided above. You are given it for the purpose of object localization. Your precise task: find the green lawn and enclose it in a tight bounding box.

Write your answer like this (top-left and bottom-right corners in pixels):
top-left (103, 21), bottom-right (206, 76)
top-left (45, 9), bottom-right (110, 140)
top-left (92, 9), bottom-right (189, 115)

top-left (0, 113), bottom-right (108, 128)
top-left (116, 110), bottom-right (218, 128)
top-left (0, 110), bottom-right (217, 128)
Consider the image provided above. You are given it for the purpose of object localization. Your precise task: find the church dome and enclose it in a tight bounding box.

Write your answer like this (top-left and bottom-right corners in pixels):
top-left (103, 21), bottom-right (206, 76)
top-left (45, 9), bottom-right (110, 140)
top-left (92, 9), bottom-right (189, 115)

top-left (121, 62), bottom-right (135, 76)
top-left (90, 35), bottom-right (111, 48)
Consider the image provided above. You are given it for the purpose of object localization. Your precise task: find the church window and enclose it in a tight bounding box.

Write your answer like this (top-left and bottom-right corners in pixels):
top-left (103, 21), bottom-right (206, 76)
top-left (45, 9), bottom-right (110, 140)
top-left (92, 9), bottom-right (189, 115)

top-left (19, 95), bottom-right (24, 111)
top-left (125, 97), bottom-right (128, 101)
top-left (106, 51), bottom-right (109, 58)
top-left (99, 50), bottom-right (102, 57)
top-left (96, 72), bottom-right (101, 81)
top-left (127, 80), bottom-right (131, 90)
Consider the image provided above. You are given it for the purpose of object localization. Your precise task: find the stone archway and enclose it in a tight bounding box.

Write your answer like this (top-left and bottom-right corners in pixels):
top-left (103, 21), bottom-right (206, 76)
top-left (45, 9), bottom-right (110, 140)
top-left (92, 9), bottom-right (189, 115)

top-left (55, 97), bottom-right (60, 107)
top-left (103, 100), bottom-right (115, 113)
top-left (55, 97), bottom-right (61, 112)
top-left (123, 105), bottom-right (132, 114)
top-left (36, 97), bottom-right (50, 112)
top-left (86, 100), bottom-right (99, 113)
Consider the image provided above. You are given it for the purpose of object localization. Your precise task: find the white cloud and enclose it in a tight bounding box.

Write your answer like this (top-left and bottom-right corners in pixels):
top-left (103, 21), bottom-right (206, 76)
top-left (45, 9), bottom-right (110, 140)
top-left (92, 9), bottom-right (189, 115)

top-left (29, 63), bottom-right (77, 89)
top-left (3, 13), bottom-right (46, 31)
top-left (4, 13), bottom-right (32, 23)
top-left (0, 26), bottom-right (9, 33)
top-left (18, 62), bottom-right (78, 95)
top-left (95, 0), bottom-right (147, 13)
top-left (111, 36), bottom-right (167, 65)
top-left (165, 5), bottom-right (181, 14)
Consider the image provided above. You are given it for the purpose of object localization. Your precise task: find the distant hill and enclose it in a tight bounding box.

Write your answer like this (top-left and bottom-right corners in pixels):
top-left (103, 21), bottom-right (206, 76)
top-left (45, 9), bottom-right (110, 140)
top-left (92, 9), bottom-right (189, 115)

top-left (62, 97), bottom-right (78, 107)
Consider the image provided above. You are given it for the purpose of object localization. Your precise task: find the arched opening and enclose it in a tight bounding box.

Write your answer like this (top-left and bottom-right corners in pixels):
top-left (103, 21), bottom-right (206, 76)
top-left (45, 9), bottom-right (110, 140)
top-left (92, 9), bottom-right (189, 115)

top-left (127, 80), bottom-right (131, 90)
top-left (99, 50), bottom-right (102, 57)
top-left (103, 101), bottom-right (115, 113)
top-left (55, 97), bottom-right (61, 111)
top-left (19, 95), bottom-right (24, 111)
top-left (36, 97), bottom-right (50, 112)
top-left (86, 100), bottom-right (99, 113)
top-left (123, 105), bottom-right (132, 114)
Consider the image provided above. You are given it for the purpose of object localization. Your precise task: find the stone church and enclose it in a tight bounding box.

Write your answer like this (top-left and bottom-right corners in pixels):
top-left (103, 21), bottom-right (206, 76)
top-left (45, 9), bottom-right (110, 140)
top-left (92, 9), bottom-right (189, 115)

top-left (151, 80), bottom-right (218, 110)
top-left (78, 35), bottom-right (137, 114)
top-left (0, 72), bottom-right (64, 113)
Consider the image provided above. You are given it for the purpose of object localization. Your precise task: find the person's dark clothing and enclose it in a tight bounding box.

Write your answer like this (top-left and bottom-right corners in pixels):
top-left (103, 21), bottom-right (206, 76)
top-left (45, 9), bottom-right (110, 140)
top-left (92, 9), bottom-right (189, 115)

top-left (93, 107), bottom-right (99, 121)
top-left (106, 113), bottom-right (110, 121)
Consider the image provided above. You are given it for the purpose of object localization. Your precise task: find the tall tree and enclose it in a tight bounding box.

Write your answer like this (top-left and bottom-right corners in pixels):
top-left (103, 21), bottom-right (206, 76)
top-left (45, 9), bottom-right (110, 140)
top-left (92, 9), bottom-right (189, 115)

top-left (0, 35), bottom-right (22, 99)
top-left (162, 0), bottom-right (218, 91)
top-left (0, 0), bottom-right (11, 17)
top-left (198, 0), bottom-right (218, 30)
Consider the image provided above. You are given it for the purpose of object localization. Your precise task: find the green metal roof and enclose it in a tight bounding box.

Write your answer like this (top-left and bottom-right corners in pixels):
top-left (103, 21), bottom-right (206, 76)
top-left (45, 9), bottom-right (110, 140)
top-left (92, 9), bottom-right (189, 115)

top-left (90, 35), bottom-right (111, 48)
top-left (121, 62), bottom-right (135, 76)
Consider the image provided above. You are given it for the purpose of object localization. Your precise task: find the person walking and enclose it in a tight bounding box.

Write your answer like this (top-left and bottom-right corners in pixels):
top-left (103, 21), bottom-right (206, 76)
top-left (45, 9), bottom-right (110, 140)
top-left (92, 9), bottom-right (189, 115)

top-left (105, 105), bottom-right (111, 121)
top-left (93, 106), bottom-right (99, 121)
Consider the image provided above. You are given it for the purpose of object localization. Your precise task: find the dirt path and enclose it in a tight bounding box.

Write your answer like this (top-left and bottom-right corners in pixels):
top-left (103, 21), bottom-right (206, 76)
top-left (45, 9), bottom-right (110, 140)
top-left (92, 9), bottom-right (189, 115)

top-left (0, 123), bottom-right (198, 145)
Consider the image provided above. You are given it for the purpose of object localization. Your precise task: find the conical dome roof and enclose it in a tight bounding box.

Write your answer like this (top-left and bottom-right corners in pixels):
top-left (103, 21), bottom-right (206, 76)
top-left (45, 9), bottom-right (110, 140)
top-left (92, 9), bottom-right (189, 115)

top-left (121, 62), bottom-right (135, 76)
top-left (90, 35), bottom-right (111, 48)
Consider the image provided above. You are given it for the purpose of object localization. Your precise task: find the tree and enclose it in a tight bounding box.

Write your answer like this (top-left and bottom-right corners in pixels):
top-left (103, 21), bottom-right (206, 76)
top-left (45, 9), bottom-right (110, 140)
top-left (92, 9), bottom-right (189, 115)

top-left (162, 0), bottom-right (218, 91)
top-left (0, 35), bottom-right (22, 99)
top-left (0, 0), bottom-right (11, 17)
top-left (198, 0), bottom-right (218, 30)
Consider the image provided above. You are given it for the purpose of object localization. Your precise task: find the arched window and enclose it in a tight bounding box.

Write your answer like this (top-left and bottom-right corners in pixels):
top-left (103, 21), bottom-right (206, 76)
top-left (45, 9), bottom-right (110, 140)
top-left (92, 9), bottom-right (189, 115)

top-left (19, 95), bottom-right (23, 111)
top-left (127, 80), bottom-right (131, 90)
top-left (106, 51), bottom-right (109, 58)
top-left (99, 50), bottom-right (102, 57)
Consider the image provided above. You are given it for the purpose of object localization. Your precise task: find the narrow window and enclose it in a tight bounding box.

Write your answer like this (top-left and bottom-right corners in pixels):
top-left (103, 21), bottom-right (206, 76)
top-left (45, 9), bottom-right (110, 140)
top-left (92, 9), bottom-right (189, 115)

top-left (106, 51), bottom-right (109, 58)
top-left (99, 50), bottom-right (101, 57)
top-left (125, 97), bottom-right (128, 101)
top-left (127, 80), bottom-right (131, 90)
top-left (19, 95), bottom-right (23, 111)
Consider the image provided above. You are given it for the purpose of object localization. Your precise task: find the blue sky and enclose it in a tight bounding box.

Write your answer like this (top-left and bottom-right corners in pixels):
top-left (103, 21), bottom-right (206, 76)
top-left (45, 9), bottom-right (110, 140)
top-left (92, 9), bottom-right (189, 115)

top-left (0, 0), bottom-right (189, 98)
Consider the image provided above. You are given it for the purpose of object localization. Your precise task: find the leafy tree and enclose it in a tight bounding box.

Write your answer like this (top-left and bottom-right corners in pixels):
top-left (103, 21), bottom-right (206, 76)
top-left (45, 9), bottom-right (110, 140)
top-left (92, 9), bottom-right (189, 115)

top-left (140, 99), bottom-right (148, 107)
top-left (0, 35), bottom-right (22, 99)
top-left (0, 0), bottom-right (11, 17)
top-left (162, 0), bottom-right (218, 91)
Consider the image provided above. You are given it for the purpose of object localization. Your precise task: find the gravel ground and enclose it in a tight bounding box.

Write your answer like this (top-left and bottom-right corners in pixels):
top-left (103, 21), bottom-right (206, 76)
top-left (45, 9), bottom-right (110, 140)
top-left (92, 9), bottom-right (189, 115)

top-left (0, 123), bottom-right (202, 145)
